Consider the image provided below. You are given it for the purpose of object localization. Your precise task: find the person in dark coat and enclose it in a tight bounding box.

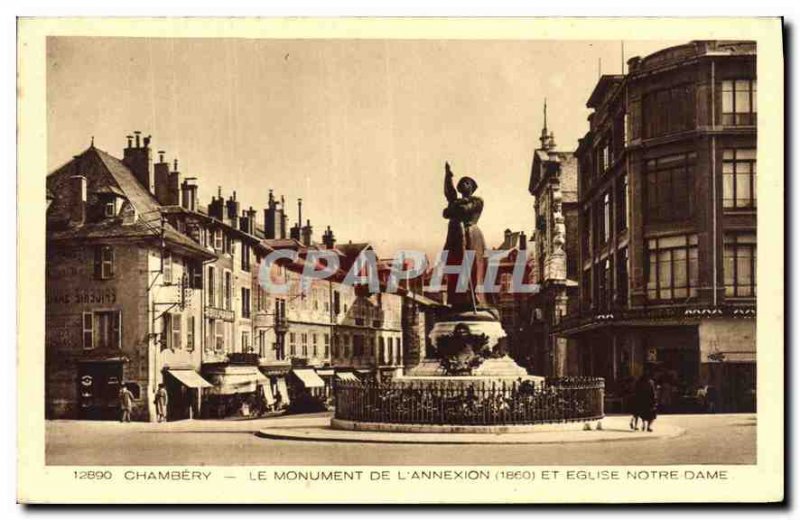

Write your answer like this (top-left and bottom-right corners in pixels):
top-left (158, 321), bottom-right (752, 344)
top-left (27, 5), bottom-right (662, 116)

top-left (630, 374), bottom-right (658, 432)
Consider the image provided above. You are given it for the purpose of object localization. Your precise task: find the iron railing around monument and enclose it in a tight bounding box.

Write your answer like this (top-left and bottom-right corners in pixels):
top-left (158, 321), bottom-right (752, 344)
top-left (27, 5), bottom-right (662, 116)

top-left (334, 377), bottom-right (604, 426)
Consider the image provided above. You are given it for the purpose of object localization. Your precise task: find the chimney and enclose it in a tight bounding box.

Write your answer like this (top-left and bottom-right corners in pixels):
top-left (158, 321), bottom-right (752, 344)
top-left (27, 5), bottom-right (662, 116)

top-left (289, 223), bottom-right (301, 241)
top-left (297, 198), bottom-right (303, 228)
top-left (208, 187), bottom-right (225, 220)
top-left (180, 177), bottom-right (198, 212)
top-left (280, 196), bottom-right (287, 238)
top-left (301, 219), bottom-right (313, 246)
top-left (122, 130), bottom-right (153, 193)
top-left (239, 207), bottom-right (257, 234)
top-left (153, 150), bottom-right (171, 205)
top-left (264, 190), bottom-right (284, 240)
top-left (168, 159), bottom-right (181, 206)
top-left (69, 175), bottom-right (87, 226)
top-left (322, 225), bottom-right (336, 249)
top-left (519, 231), bottom-right (527, 251)
top-left (226, 192), bottom-right (240, 226)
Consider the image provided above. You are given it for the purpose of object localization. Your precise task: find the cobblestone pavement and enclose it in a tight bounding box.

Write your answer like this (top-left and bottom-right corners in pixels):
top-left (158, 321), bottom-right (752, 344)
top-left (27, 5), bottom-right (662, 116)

top-left (46, 412), bottom-right (756, 466)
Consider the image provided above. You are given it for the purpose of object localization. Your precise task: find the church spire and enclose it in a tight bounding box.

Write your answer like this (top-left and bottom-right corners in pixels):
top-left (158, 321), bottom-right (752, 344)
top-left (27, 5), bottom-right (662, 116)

top-left (539, 98), bottom-right (552, 150)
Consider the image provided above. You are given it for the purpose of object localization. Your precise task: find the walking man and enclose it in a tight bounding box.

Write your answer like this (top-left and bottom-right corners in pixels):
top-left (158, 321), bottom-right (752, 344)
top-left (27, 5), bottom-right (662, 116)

top-left (154, 383), bottom-right (169, 422)
top-left (119, 383), bottom-right (135, 423)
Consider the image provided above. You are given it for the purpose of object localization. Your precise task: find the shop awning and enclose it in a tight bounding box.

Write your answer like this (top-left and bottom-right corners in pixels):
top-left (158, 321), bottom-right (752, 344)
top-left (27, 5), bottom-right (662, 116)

top-left (292, 368), bottom-right (325, 388)
top-left (317, 368), bottom-right (335, 377)
top-left (260, 383), bottom-right (275, 405)
top-left (276, 377), bottom-right (290, 405)
top-left (205, 366), bottom-right (267, 395)
top-left (335, 372), bottom-right (359, 382)
top-left (167, 369), bottom-right (213, 389)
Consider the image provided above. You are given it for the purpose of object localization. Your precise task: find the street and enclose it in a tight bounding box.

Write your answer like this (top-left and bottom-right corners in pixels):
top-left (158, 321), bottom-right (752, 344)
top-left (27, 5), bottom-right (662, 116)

top-left (46, 412), bottom-right (756, 466)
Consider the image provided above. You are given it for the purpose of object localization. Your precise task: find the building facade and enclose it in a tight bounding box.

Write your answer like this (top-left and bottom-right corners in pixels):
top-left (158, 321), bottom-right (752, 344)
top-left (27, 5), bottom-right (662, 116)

top-left (46, 132), bottom-right (430, 420)
top-left (527, 113), bottom-right (581, 377)
top-left (46, 136), bottom-right (215, 422)
top-left (559, 40), bottom-right (757, 413)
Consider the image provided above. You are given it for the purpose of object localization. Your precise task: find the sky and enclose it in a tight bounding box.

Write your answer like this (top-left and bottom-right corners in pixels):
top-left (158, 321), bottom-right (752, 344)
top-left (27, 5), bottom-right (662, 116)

top-left (47, 37), bottom-right (679, 259)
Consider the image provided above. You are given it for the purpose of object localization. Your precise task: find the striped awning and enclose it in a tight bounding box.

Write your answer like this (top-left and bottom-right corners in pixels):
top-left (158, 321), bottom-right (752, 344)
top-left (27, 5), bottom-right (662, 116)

top-left (292, 369), bottom-right (325, 388)
top-left (205, 366), bottom-right (267, 395)
top-left (167, 369), bottom-right (213, 389)
top-left (335, 372), bottom-right (359, 382)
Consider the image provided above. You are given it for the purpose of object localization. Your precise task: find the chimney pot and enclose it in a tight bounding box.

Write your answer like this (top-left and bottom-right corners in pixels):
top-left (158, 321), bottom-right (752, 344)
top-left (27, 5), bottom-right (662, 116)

top-left (134, 131), bottom-right (141, 148)
top-left (158, 150), bottom-right (165, 163)
top-left (126, 135), bottom-right (133, 148)
top-left (173, 159), bottom-right (178, 171)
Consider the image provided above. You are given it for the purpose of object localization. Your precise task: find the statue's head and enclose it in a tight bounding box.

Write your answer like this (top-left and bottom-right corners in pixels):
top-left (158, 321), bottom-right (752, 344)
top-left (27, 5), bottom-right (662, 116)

top-left (457, 176), bottom-right (478, 196)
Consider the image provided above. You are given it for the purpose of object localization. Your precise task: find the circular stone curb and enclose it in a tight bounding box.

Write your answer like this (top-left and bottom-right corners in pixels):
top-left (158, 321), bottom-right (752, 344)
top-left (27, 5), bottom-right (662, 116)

top-left (256, 417), bottom-right (685, 445)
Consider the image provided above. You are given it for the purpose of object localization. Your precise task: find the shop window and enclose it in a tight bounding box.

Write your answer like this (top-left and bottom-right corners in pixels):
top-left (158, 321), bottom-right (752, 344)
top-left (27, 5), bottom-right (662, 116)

top-left (83, 310), bottom-right (121, 350)
top-left (721, 79), bottom-right (756, 126)
top-left (93, 245), bottom-right (115, 280)
top-left (646, 235), bottom-right (699, 301)
top-left (644, 153), bottom-right (695, 223)
top-left (724, 233), bottom-right (757, 298)
top-left (722, 149), bottom-right (757, 209)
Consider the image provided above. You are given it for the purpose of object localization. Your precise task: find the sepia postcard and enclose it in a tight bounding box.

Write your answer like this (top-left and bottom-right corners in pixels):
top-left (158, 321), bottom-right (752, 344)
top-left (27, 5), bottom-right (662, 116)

top-left (17, 17), bottom-right (783, 504)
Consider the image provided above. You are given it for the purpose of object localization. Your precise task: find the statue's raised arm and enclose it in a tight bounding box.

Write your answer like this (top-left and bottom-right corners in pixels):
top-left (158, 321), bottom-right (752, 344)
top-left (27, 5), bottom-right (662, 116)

top-left (444, 161), bottom-right (458, 203)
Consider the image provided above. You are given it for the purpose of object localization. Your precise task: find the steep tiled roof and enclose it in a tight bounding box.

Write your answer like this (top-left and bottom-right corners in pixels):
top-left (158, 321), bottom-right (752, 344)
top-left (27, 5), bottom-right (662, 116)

top-left (46, 146), bottom-right (212, 259)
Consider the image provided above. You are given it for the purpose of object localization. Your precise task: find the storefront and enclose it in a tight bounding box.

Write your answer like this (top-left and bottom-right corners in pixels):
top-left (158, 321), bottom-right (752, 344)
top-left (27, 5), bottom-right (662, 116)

top-left (162, 367), bottom-right (212, 420)
top-left (287, 368), bottom-right (326, 412)
top-left (76, 356), bottom-right (129, 420)
top-left (202, 364), bottom-right (271, 417)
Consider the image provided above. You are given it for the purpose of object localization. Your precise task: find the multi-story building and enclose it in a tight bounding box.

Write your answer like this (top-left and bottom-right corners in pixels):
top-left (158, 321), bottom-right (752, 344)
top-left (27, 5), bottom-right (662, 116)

top-left (46, 130), bottom-right (445, 419)
top-left (527, 110), bottom-right (581, 377)
top-left (46, 134), bottom-right (215, 422)
top-left (489, 229), bottom-right (537, 370)
top-left (559, 40), bottom-right (757, 412)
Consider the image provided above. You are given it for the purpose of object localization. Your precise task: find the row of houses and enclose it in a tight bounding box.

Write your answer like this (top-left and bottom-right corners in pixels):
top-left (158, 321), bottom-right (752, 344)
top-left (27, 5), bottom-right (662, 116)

top-left (525, 40), bottom-right (757, 413)
top-left (45, 132), bottom-right (441, 421)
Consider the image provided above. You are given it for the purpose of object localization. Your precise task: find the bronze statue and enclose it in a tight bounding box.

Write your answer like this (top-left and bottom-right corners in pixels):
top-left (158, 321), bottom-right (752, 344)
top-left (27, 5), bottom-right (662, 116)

top-left (442, 162), bottom-right (487, 310)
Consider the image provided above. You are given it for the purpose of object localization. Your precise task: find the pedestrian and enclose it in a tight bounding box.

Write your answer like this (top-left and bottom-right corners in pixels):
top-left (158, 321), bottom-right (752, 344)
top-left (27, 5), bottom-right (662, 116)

top-left (119, 383), bottom-right (135, 423)
top-left (154, 383), bottom-right (169, 422)
top-left (631, 373), bottom-right (658, 432)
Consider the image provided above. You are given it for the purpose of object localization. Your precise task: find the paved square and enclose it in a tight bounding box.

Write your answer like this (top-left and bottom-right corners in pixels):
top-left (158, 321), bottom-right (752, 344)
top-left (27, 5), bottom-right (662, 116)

top-left (46, 413), bottom-right (756, 466)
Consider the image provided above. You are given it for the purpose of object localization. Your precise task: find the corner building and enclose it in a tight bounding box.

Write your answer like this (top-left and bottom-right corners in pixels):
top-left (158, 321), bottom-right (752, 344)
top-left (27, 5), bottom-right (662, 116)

top-left (559, 41), bottom-right (757, 413)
